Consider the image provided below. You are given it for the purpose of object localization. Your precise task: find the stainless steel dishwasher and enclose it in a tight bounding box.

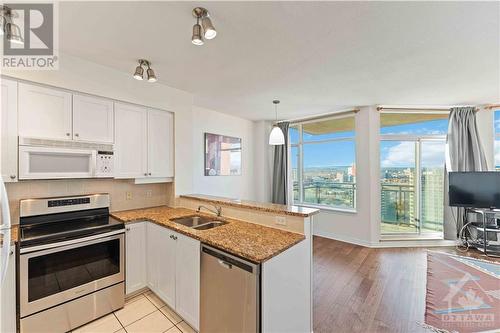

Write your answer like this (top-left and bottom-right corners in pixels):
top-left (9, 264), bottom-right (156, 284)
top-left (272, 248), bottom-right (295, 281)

top-left (200, 244), bottom-right (260, 333)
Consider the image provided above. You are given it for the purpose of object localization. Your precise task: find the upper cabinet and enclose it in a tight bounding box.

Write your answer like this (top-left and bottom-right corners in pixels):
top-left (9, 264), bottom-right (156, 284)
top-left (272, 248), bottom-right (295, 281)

top-left (18, 83), bottom-right (114, 144)
top-left (147, 109), bottom-right (174, 178)
top-left (114, 102), bottom-right (148, 178)
top-left (1, 78), bottom-right (18, 182)
top-left (18, 83), bottom-right (72, 140)
top-left (73, 94), bottom-right (114, 143)
top-left (115, 103), bottom-right (174, 180)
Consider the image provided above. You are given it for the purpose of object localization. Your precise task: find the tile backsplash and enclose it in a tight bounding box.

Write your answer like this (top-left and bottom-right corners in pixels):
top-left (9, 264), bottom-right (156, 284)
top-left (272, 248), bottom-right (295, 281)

top-left (5, 179), bottom-right (174, 224)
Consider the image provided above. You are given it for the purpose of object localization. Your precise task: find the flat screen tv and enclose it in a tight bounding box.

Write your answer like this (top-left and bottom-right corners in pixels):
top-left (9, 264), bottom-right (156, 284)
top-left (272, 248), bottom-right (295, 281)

top-left (449, 172), bottom-right (500, 209)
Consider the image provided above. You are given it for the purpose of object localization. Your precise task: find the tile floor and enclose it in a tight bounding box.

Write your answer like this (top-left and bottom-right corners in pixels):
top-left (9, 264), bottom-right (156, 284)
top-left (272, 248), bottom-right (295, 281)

top-left (72, 290), bottom-right (197, 333)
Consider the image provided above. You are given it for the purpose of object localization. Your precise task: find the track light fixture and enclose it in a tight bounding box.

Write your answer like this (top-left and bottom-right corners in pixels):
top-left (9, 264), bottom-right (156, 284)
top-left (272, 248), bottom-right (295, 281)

top-left (0, 6), bottom-right (24, 45)
top-left (192, 7), bottom-right (217, 45)
top-left (132, 59), bottom-right (157, 82)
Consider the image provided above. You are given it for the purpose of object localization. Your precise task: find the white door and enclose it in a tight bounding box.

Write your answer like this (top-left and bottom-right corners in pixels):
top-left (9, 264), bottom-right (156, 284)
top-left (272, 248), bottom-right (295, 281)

top-left (0, 247), bottom-right (16, 333)
top-left (18, 83), bottom-right (72, 140)
top-left (147, 109), bottom-right (174, 178)
top-left (0, 79), bottom-right (18, 182)
top-left (114, 102), bottom-right (147, 178)
top-left (73, 94), bottom-right (114, 143)
top-left (175, 233), bottom-right (200, 331)
top-left (156, 228), bottom-right (177, 309)
top-left (125, 222), bottom-right (147, 295)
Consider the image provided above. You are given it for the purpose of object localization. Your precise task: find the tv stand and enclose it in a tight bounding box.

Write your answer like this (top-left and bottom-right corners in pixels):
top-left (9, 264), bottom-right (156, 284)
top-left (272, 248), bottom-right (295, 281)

top-left (465, 208), bottom-right (500, 258)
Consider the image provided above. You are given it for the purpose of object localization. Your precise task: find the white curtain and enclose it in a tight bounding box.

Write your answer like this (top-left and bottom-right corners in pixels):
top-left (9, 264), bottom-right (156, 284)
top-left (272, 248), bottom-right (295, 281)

top-left (443, 107), bottom-right (489, 240)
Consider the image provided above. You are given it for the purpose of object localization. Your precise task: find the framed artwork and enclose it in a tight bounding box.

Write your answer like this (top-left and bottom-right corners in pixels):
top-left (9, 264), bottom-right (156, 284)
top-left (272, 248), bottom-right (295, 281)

top-left (204, 133), bottom-right (242, 176)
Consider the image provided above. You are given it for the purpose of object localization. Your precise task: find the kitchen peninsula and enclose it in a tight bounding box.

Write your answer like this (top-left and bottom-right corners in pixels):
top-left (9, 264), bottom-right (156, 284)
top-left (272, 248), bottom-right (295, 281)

top-left (112, 195), bottom-right (318, 333)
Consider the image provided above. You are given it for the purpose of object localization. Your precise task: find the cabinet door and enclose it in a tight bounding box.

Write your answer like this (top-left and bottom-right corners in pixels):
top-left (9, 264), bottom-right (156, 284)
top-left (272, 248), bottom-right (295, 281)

top-left (175, 233), bottom-right (200, 330)
top-left (125, 222), bottom-right (147, 295)
top-left (73, 94), bottom-right (114, 143)
top-left (1, 79), bottom-right (18, 182)
top-left (0, 248), bottom-right (16, 333)
top-left (156, 228), bottom-right (177, 308)
top-left (147, 109), bottom-right (174, 178)
top-left (114, 102), bottom-right (147, 178)
top-left (18, 83), bottom-right (72, 140)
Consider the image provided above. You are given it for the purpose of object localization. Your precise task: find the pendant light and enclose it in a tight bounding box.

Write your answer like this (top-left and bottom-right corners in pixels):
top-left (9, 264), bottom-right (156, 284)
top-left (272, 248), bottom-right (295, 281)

top-left (269, 100), bottom-right (285, 145)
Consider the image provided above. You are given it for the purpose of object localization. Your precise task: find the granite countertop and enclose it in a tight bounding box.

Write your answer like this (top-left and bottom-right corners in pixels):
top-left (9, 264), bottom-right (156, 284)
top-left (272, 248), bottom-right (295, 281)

top-left (180, 194), bottom-right (320, 218)
top-left (111, 206), bottom-right (305, 263)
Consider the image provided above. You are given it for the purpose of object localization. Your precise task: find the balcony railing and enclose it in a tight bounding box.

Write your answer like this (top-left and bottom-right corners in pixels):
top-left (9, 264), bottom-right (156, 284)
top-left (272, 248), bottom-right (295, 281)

top-left (293, 181), bottom-right (356, 209)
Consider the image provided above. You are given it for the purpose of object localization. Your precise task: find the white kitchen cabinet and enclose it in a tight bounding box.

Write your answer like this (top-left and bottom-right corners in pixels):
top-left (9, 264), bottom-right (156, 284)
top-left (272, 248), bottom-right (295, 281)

top-left (73, 94), bottom-right (114, 143)
top-left (125, 222), bottom-right (147, 295)
top-left (18, 83), bottom-right (72, 140)
top-left (0, 79), bottom-right (18, 182)
top-left (175, 233), bottom-right (200, 330)
top-left (0, 249), bottom-right (16, 333)
top-left (146, 223), bottom-right (176, 307)
top-left (144, 223), bottom-right (200, 330)
top-left (147, 109), bottom-right (174, 178)
top-left (114, 102), bottom-right (148, 178)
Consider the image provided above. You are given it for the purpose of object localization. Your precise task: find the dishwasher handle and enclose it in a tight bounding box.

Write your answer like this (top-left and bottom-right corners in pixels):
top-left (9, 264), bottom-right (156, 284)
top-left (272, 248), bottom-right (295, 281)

top-left (202, 244), bottom-right (260, 275)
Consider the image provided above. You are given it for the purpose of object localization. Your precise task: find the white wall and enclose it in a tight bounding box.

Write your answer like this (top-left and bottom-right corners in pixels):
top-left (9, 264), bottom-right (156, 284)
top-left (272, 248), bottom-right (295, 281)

top-left (253, 120), bottom-right (273, 203)
top-left (186, 106), bottom-right (257, 200)
top-left (313, 107), bottom-right (378, 246)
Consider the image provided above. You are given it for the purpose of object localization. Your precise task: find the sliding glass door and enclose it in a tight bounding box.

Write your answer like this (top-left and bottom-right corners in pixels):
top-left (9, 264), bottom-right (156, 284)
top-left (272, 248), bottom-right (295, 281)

top-left (380, 112), bottom-right (448, 238)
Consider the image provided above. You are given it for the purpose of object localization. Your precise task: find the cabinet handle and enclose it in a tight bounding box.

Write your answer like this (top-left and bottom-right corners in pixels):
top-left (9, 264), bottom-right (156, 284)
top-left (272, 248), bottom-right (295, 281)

top-left (66, 133), bottom-right (70, 136)
top-left (10, 175), bottom-right (16, 180)
top-left (173, 236), bottom-right (178, 240)
top-left (126, 227), bottom-right (131, 231)
top-left (75, 133), bottom-right (79, 137)
top-left (148, 173), bottom-right (152, 176)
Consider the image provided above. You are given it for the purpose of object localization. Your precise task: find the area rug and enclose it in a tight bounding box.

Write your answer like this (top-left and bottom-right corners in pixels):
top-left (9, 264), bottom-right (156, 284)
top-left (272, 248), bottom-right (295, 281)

top-left (425, 251), bottom-right (500, 333)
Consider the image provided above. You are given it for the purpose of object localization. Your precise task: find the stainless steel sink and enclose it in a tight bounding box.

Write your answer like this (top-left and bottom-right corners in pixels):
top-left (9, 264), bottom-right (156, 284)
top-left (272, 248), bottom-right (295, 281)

top-left (193, 221), bottom-right (227, 230)
top-left (171, 215), bottom-right (227, 230)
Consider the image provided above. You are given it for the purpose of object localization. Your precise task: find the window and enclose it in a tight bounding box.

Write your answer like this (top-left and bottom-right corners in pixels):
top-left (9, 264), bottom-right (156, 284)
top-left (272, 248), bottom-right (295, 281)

top-left (380, 113), bottom-right (448, 237)
top-left (495, 110), bottom-right (500, 170)
top-left (290, 115), bottom-right (356, 210)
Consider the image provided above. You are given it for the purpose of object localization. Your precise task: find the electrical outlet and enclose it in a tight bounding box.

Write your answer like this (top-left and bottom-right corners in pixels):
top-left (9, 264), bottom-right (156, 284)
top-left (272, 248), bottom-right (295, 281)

top-left (275, 216), bottom-right (287, 226)
top-left (146, 190), bottom-right (153, 198)
top-left (125, 192), bottom-right (133, 200)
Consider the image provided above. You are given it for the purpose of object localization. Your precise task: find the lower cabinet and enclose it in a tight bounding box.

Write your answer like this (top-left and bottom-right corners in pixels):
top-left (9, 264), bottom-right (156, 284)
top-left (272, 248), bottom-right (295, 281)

top-left (0, 248), bottom-right (16, 333)
top-left (125, 222), bottom-right (147, 295)
top-left (126, 222), bottom-right (200, 331)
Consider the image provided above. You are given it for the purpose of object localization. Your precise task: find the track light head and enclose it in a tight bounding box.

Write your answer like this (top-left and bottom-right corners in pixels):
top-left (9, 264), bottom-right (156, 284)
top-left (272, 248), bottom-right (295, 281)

top-left (146, 68), bottom-right (157, 83)
top-left (201, 16), bottom-right (216, 40)
top-left (133, 65), bottom-right (144, 80)
top-left (191, 21), bottom-right (204, 46)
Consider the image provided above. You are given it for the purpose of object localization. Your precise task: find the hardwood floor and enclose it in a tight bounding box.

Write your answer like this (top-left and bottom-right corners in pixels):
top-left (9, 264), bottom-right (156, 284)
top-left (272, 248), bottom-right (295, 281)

top-left (312, 236), bottom-right (499, 333)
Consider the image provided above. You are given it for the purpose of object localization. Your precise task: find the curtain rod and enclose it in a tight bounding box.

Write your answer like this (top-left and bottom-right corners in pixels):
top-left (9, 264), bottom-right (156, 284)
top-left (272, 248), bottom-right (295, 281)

top-left (376, 106), bottom-right (479, 112)
top-left (484, 104), bottom-right (500, 110)
top-left (283, 108), bottom-right (359, 124)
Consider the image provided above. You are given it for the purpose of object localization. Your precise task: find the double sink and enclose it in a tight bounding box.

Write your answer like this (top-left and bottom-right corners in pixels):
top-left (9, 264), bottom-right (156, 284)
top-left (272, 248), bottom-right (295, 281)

top-left (171, 215), bottom-right (227, 230)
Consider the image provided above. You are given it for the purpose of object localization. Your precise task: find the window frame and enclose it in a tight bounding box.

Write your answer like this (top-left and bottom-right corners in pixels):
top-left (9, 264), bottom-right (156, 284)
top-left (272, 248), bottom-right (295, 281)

top-left (289, 113), bottom-right (357, 212)
top-left (494, 110), bottom-right (500, 170)
top-left (379, 111), bottom-right (448, 239)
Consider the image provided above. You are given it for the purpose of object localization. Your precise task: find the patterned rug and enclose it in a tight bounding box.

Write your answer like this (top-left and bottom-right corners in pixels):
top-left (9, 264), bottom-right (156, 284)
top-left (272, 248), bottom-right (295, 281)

top-left (425, 252), bottom-right (500, 333)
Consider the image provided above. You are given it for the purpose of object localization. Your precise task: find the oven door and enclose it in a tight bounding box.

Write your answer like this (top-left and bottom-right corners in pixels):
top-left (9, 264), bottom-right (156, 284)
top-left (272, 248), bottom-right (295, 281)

top-left (19, 145), bottom-right (97, 180)
top-left (19, 232), bottom-right (124, 318)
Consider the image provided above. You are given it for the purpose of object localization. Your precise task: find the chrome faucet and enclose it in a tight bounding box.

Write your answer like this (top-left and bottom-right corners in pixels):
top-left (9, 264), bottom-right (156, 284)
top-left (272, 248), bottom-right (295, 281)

top-left (197, 204), bottom-right (222, 217)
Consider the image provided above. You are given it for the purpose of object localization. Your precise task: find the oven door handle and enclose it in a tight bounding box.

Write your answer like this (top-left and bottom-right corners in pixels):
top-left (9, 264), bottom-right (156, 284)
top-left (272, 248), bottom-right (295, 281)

top-left (20, 229), bottom-right (125, 254)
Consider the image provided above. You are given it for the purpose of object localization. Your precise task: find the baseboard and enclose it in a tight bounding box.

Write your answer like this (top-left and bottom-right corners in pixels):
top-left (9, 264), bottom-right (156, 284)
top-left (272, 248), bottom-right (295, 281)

top-left (314, 230), bottom-right (457, 248)
top-left (313, 229), bottom-right (372, 247)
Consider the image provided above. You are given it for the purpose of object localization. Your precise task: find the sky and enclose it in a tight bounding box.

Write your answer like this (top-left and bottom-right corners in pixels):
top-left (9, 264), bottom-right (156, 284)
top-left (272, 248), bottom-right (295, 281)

top-left (291, 118), bottom-right (450, 169)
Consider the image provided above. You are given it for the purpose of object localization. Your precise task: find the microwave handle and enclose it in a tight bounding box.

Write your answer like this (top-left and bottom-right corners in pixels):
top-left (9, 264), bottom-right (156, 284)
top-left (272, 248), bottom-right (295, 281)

top-left (91, 150), bottom-right (97, 177)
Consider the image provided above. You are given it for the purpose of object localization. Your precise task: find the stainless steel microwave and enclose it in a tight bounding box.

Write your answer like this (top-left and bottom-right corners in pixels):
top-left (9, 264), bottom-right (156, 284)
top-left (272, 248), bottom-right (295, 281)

top-left (18, 137), bottom-right (114, 180)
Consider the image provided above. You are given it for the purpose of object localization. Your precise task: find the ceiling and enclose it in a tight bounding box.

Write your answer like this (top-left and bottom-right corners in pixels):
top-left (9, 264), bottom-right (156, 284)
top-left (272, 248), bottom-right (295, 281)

top-left (59, 1), bottom-right (499, 121)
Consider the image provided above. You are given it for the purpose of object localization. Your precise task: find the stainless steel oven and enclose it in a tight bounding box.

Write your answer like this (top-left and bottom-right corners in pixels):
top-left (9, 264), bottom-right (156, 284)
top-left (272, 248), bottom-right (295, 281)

top-left (18, 194), bottom-right (125, 333)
